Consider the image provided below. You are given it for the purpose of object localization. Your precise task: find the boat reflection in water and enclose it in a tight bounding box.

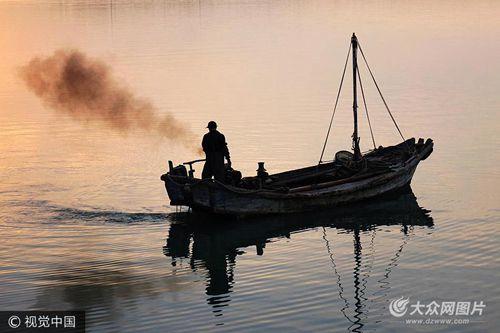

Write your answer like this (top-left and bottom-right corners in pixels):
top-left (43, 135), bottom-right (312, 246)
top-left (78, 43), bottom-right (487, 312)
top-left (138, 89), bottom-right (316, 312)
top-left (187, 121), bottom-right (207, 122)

top-left (163, 189), bottom-right (434, 331)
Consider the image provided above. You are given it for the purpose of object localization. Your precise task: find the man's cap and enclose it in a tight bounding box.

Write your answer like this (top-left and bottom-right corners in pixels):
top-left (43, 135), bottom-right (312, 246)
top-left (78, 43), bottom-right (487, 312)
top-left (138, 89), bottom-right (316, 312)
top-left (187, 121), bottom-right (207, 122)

top-left (207, 121), bottom-right (217, 129)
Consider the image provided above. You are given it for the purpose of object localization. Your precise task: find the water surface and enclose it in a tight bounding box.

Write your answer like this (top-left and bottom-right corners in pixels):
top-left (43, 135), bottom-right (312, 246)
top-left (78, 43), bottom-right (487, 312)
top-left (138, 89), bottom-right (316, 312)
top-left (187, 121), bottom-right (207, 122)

top-left (0, 1), bottom-right (499, 332)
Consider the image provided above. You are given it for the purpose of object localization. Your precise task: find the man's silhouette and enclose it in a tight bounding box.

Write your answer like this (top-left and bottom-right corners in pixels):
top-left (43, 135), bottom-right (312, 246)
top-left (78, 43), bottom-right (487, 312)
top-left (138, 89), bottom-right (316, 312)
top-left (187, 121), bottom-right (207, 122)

top-left (202, 121), bottom-right (231, 181)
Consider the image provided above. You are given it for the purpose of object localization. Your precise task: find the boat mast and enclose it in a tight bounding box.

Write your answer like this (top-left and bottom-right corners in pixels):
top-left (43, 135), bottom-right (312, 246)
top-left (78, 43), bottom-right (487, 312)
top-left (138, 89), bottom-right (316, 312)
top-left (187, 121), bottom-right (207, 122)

top-left (351, 33), bottom-right (362, 160)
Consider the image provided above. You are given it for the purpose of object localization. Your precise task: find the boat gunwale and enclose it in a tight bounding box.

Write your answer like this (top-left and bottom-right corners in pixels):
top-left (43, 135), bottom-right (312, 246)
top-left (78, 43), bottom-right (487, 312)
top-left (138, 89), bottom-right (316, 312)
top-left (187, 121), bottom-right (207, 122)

top-left (186, 141), bottom-right (433, 199)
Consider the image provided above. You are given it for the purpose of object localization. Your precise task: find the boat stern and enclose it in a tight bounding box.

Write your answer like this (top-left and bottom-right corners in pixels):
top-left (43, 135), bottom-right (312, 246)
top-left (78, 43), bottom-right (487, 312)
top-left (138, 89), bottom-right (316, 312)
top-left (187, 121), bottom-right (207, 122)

top-left (161, 173), bottom-right (193, 206)
top-left (161, 161), bottom-right (196, 206)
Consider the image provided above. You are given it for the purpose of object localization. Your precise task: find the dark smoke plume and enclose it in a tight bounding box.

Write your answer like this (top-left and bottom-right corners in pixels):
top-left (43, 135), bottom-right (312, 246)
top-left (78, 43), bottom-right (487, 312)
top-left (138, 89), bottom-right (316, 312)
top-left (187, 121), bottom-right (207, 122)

top-left (20, 49), bottom-right (201, 154)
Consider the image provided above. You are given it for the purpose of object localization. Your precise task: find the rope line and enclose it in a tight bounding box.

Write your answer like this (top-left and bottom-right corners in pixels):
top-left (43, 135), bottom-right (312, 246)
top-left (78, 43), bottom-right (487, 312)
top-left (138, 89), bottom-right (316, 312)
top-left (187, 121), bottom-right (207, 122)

top-left (357, 66), bottom-right (376, 149)
top-left (319, 43), bottom-right (351, 163)
top-left (358, 43), bottom-right (406, 142)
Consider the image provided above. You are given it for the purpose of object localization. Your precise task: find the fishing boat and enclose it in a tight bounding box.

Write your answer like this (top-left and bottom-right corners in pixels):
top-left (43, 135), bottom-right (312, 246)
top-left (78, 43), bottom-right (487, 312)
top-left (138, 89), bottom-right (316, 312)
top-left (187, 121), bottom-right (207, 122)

top-left (161, 34), bottom-right (433, 216)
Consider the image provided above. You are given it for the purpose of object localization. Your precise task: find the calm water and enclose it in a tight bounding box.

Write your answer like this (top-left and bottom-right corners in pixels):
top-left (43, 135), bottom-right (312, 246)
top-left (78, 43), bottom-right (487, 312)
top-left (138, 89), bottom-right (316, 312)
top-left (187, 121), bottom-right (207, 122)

top-left (1, 1), bottom-right (499, 332)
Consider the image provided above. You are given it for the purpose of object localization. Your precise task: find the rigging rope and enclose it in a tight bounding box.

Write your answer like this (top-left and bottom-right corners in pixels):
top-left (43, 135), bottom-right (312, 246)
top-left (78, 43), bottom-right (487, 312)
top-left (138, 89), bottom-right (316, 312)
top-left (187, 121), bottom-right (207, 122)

top-left (357, 66), bottom-right (376, 149)
top-left (319, 43), bottom-right (351, 164)
top-left (358, 43), bottom-right (406, 142)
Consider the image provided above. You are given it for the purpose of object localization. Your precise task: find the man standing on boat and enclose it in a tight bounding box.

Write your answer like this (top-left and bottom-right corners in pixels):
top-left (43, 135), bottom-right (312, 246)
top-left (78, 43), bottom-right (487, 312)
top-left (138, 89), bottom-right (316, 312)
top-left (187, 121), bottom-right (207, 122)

top-left (202, 121), bottom-right (231, 182)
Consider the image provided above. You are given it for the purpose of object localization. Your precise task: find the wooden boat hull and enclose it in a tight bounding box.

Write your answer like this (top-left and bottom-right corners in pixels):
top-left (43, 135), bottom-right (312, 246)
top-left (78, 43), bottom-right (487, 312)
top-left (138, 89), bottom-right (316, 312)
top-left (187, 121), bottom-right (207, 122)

top-left (187, 141), bottom-right (432, 216)
top-left (162, 139), bottom-right (433, 216)
top-left (190, 163), bottom-right (417, 216)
